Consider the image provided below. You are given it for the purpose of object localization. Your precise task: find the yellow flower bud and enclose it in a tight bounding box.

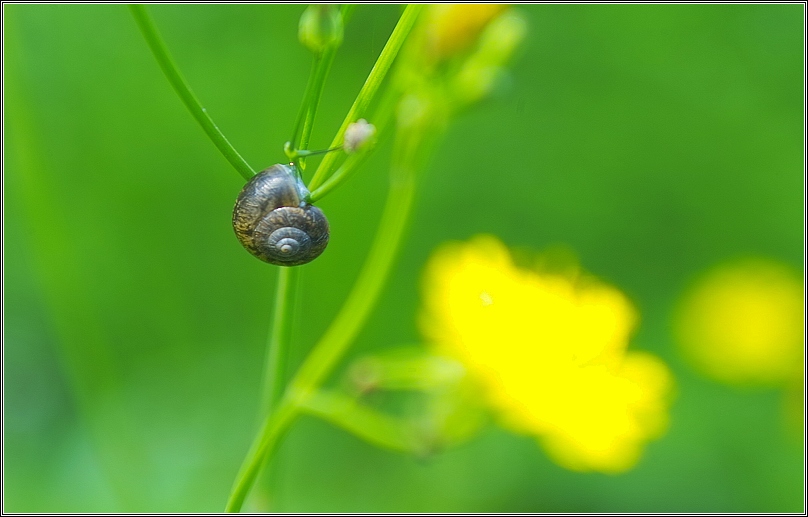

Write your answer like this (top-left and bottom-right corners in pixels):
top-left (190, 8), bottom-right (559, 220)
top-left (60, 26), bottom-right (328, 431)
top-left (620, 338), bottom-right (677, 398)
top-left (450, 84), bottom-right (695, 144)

top-left (424, 4), bottom-right (507, 61)
top-left (450, 10), bottom-right (528, 105)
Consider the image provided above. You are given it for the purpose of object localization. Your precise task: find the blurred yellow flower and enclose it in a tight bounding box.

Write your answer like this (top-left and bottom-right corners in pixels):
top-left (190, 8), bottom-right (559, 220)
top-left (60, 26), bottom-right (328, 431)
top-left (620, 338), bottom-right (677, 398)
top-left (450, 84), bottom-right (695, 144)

top-left (424, 4), bottom-right (507, 61)
top-left (675, 258), bottom-right (804, 386)
top-left (419, 235), bottom-right (673, 473)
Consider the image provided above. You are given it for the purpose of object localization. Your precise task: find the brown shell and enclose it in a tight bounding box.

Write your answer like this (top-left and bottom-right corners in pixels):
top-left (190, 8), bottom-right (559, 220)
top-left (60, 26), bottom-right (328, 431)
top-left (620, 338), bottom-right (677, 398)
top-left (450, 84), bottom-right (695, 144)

top-left (232, 164), bottom-right (329, 266)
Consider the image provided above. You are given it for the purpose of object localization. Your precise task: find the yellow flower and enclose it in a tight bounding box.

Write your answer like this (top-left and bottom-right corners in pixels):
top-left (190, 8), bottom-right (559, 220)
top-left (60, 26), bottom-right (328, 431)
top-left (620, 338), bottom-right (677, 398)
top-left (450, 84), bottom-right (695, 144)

top-left (424, 4), bottom-right (508, 62)
top-left (675, 258), bottom-right (804, 386)
top-left (419, 235), bottom-right (673, 473)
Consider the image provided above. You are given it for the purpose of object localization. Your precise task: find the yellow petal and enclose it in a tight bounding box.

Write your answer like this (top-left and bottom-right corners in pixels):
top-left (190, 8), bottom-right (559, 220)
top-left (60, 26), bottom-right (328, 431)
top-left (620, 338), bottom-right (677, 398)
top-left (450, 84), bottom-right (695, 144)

top-left (420, 235), bottom-right (674, 473)
top-left (676, 258), bottom-right (804, 385)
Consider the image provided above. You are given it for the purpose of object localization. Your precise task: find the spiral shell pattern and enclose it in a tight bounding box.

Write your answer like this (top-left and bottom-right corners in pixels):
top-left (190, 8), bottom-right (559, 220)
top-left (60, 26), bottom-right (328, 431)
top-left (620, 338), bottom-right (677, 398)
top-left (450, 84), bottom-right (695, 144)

top-left (232, 164), bottom-right (329, 266)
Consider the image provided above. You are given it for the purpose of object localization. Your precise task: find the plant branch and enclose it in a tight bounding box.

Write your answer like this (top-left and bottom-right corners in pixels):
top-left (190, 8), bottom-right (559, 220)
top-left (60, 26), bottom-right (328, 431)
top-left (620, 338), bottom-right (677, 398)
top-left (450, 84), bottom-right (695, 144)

top-left (308, 84), bottom-right (399, 202)
top-left (129, 5), bottom-right (255, 180)
top-left (288, 55), bottom-right (322, 156)
top-left (300, 390), bottom-right (421, 453)
top-left (225, 126), bottom-right (420, 512)
top-left (307, 4), bottom-right (423, 191)
top-left (225, 400), bottom-right (298, 513)
top-left (260, 266), bottom-right (299, 418)
top-left (298, 45), bottom-right (338, 170)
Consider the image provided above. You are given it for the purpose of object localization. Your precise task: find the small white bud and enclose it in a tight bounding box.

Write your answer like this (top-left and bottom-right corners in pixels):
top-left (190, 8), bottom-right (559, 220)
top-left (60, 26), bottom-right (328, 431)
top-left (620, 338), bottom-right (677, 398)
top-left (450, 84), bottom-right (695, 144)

top-left (343, 119), bottom-right (376, 153)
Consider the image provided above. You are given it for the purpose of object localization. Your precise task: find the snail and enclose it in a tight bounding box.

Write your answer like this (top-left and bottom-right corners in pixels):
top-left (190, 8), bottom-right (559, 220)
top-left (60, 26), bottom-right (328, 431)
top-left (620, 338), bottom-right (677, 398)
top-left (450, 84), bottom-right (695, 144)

top-left (232, 164), bottom-right (329, 266)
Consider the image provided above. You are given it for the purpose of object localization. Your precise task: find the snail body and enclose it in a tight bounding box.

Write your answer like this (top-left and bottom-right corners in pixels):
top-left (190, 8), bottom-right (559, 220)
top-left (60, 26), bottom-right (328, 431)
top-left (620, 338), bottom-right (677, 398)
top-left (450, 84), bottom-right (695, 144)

top-left (232, 164), bottom-right (329, 266)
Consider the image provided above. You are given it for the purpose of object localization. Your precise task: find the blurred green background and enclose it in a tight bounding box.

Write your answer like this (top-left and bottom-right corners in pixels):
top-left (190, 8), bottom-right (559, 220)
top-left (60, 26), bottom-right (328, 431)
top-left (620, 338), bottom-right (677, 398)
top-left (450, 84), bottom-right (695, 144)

top-left (4, 4), bottom-right (804, 512)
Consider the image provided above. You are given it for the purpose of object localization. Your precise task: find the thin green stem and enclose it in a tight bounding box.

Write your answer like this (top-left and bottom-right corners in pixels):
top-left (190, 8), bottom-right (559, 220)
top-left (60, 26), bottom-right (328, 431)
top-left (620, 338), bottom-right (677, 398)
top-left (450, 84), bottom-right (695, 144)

top-left (298, 44), bottom-right (338, 170)
top-left (129, 5), bottom-right (255, 180)
top-left (288, 55), bottom-right (322, 155)
top-left (308, 4), bottom-right (423, 191)
top-left (260, 266), bottom-right (299, 418)
top-left (289, 4), bottom-right (354, 167)
top-left (299, 390), bottom-right (421, 453)
top-left (308, 85), bottom-right (399, 202)
top-left (225, 399), bottom-right (299, 513)
top-left (339, 4), bottom-right (356, 25)
top-left (289, 137), bottom-right (418, 403)
top-left (308, 152), bottom-right (365, 202)
top-left (226, 6), bottom-right (425, 512)
top-left (225, 127), bottom-right (420, 512)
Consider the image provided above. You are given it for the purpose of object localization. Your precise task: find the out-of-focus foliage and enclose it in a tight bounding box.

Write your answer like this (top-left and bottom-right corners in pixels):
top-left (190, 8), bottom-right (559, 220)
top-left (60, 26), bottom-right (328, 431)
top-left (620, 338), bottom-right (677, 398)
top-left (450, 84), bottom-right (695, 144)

top-left (4, 4), bottom-right (804, 513)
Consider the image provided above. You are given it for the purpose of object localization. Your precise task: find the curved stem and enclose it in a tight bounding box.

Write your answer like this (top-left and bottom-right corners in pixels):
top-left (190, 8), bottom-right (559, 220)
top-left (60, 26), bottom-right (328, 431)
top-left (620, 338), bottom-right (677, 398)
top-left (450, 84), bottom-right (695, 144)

top-left (308, 152), bottom-right (365, 202)
top-left (339, 4), bottom-right (357, 25)
top-left (289, 4), bottom-right (355, 169)
top-left (288, 55), bottom-right (322, 155)
top-left (225, 400), bottom-right (299, 513)
top-left (289, 136), bottom-right (417, 402)
top-left (298, 45), bottom-right (338, 171)
top-left (307, 4), bottom-right (423, 191)
top-left (260, 266), bottom-right (299, 418)
top-left (226, 6), bottom-right (425, 512)
top-left (129, 5), bottom-right (255, 180)
top-left (299, 390), bottom-right (421, 453)
top-left (308, 85), bottom-right (399, 202)
top-left (225, 128), bottom-right (420, 512)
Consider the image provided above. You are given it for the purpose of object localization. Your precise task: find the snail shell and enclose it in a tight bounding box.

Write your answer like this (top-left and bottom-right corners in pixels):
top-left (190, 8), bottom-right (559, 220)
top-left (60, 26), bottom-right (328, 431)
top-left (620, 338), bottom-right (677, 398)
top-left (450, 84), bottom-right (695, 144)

top-left (232, 164), bottom-right (329, 266)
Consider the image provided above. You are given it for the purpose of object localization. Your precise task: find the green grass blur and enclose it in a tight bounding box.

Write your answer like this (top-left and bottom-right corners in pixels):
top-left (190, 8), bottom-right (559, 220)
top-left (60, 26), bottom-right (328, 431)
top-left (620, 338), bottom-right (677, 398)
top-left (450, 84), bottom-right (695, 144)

top-left (4, 4), bottom-right (803, 512)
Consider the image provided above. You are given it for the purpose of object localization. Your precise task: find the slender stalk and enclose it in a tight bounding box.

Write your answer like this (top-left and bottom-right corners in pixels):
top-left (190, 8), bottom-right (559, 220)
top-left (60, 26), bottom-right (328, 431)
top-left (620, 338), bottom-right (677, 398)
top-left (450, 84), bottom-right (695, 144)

top-left (226, 6), bottom-right (425, 512)
top-left (289, 4), bottom-right (354, 167)
top-left (308, 85), bottom-right (399, 202)
top-left (308, 4), bottom-right (423, 191)
top-left (129, 5), bottom-right (255, 180)
top-left (288, 55), bottom-right (322, 154)
top-left (299, 390), bottom-right (420, 453)
top-left (308, 152), bottom-right (365, 202)
top-left (225, 128), bottom-right (420, 512)
top-left (298, 44), bottom-right (338, 170)
top-left (339, 4), bottom-right (356, 25)
top-left (225, 399), bottom-right (299, 513)
top-left (289, 138), bottom-right (418, 402)
top-left (260, 266), bottom-right (299, 417)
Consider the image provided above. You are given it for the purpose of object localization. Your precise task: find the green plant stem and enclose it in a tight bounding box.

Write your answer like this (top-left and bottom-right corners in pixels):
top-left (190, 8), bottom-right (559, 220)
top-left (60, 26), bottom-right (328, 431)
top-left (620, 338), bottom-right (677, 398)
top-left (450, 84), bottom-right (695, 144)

top-left (308, 85), bottom-right (399, 202)
top-left (307, 152), bottom-right (366, 202)
top-left (339, 4), bottom-right (356, 25)
top-left (308, 4), bottom-right (423, 191)
top-left (225, 399), bottom-right (298, 513)
top-left (260, 266), bottom-right (299, 417)
top-left (129, 5), bottom-right (255, 180)
top-left (298, 45), bottom-right (338, 170)
top-left (288, 55), bottom-right (322, 155)
top-left (289, 137), bottom-right (418, 403)
top-left (299, 390), bottom-right (420, 453)
top-left (289, 4), bottom-right (354, 167)
top-left (225, 126), bottom-right (420, 513)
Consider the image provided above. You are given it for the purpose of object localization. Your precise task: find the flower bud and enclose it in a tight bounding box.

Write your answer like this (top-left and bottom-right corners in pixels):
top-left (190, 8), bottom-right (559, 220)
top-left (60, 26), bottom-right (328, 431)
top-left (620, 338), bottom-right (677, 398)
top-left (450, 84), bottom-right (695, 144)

top-left (424, 5), bottom-right (507, 61)
top-left (451, 10), bottom-right (527, 105)
top-left (474, 10), bottom-right (528, 66)
top-left (298, 5), bottom-right (344, 55)
top-left (343, 119), bottom-right (377, 154)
